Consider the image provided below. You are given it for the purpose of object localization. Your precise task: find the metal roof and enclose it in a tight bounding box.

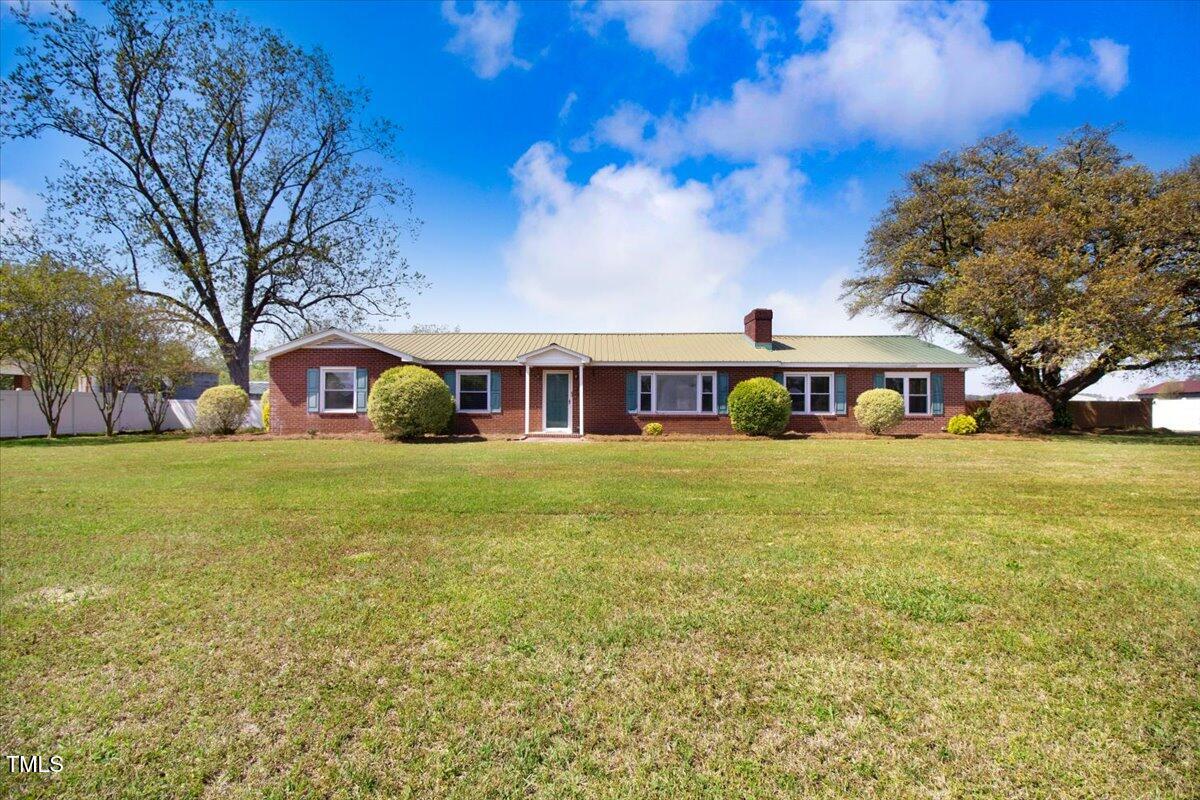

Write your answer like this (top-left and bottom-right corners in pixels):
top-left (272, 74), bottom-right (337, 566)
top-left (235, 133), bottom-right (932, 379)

top-left (354, 331), bottom-right (975, 366)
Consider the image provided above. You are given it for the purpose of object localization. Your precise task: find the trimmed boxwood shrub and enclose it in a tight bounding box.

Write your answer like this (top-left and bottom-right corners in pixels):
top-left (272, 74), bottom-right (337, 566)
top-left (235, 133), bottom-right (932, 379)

top-left (642, 422), bottom-right (664, 437)
top-left (854, 388), bottom-right (904, 435)
top-left (946, 413), bottom-right (978, 435)
top-left (195, 385), bottom-right (250, 435)
top-left (260, 389), bottom-right (270, 430)
top-left (989, 392), bottom-right (1052, 434)
top-left (367, 365), bottom-right (454, 439)
top-left (728, 377), bottom-right (791, 436)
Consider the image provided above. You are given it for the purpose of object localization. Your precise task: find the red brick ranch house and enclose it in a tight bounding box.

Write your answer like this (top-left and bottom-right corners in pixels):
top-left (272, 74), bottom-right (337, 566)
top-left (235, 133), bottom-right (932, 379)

top-left (256, 309), bottom-right (975, 436)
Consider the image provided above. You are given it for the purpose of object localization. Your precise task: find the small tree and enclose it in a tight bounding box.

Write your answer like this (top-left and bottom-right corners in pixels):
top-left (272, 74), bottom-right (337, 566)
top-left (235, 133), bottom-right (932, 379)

top-left (728, 378), bottom-right (791, 436)
top-left (854, 389), bottom-right (904, 435)
top-left (87, 281), bottom-right (145, 436)
top-left (133, 319), bottom-right (198, 434)
top-left (0, 257), bottom-right (99, 437)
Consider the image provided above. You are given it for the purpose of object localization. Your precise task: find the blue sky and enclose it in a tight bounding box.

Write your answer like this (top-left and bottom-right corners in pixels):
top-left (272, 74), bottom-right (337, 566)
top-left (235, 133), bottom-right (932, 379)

top-left (2, 0), bottom-right (1198, 395)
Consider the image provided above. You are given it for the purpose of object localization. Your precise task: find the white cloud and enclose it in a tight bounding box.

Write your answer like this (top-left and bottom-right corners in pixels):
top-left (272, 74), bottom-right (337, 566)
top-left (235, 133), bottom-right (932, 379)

top-left (740, 9), bottom-right (782, 51)
top-left (504, 143), bottom-right (801, 329)
top-left (1089, 38), bottom-right (1130, 96)
top-left (442, 0), bottom-right (530, 79)
top-left (575, 0), bottom-right (720, 72)
top-left (558, 91), bottom-right (579, 122)
top-left (596, 0), bottom-right (1130, 162)
top-left (767, 273), bottom-right (901, 337)
top-left (838, 177), bottom-right (865, 213)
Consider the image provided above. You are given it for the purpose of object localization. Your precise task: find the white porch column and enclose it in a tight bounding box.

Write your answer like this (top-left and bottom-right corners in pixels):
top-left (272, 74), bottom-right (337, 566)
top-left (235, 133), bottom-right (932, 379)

top-left (579, 363), bottom-right (585, 436)
top-left (524, 364), bottom-right (530, 435)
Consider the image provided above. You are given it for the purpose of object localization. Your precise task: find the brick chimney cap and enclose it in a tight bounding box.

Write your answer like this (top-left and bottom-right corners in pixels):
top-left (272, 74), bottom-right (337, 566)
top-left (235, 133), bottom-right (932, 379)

top-left (744, 308), bottom-right (773, 323)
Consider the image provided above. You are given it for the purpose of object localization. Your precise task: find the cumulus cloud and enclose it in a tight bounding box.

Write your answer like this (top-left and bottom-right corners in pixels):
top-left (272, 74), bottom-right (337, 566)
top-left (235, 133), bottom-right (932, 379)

top-left (504, 143), bottom-right (802, 329)
top-left (442, 0), bottom-right (530, 79)
top-left (596, 0), bottom-right (1130, 161)
top-left (574, 0), bottom-right (720, 72)
top-left (767, 273), bottom-right (900, 337)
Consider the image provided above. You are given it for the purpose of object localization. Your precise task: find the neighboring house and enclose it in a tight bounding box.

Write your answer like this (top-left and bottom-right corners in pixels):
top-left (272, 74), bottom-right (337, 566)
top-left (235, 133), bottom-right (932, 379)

top-left (0, 360), bottom-right (88, 391)
top-left (1136, 380), bottom-right (1200, 432)
top-left (169, 371), bottom-right (220, 400)
top-left (247, 380), bottom-right (269, 400)
top-left (254, 308), bottom-right (976, 437)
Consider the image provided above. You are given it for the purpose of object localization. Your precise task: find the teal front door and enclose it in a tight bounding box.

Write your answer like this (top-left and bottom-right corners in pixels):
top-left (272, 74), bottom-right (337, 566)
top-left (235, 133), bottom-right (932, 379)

top-left (544, 372), bottom-right (570, 431)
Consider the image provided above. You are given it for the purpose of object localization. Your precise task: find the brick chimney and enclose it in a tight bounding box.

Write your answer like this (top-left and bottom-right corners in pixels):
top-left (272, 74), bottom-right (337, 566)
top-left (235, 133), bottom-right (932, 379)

top-left (744, 308), bottom-right (773, 348)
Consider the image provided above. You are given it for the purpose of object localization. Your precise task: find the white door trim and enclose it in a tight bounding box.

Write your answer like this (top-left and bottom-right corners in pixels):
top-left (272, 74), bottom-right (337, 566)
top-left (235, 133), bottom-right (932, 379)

top-left (542, 370), bottom-right (573, 433)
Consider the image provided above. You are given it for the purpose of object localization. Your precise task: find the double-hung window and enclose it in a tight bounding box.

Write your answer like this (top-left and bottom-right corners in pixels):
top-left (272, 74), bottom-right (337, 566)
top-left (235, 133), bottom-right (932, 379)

top-left (457, 370), bottom-right (491, 413)
top-left (885, 372), bottom-right (931, 415)
top-left (637, 372), bottom-right (716, 414)
top-left (321, 367), bottom-right (356, 413)
top-left (784, 373), bottom-right (834, 415)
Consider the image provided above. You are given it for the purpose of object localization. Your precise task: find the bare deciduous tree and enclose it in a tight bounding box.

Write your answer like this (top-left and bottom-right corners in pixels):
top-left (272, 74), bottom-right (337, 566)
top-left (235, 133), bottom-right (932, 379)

top-left (2, 0), bottom-right (422, 390)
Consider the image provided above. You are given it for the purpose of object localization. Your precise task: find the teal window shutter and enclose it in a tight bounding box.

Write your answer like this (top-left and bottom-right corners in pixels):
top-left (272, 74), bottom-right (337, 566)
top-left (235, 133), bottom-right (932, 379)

top-left (931, 373), bottom-right (944, 416)
top-left (717, 372), bottom-right (730, 414)
top-left (490, 370), bottom-right (502, 412)
top-left (306, 368), bottom-right (319, 412)
top-left (874, 372), bottom-right (885, 389)
top-left (835, 373), bottom-right (847, 414)
top-left (625, 372), bottom-right (637, 412)
top-left (773, 371), bottom-right (784, 385)
top-left (355, 368), bottom-right (368, 412)
top-left (443, 371), bottom-right (456, 408)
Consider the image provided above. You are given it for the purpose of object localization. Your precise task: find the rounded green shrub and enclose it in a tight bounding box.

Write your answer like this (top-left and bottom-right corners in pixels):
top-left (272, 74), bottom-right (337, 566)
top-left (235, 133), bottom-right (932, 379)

top-left (728, 377), bottom-right (791, 436)
top-left (260, 388), bottom-right (270, 430)
top-left (989, 392), bottom-right (1052, 434)
top-left (971, 403), bottom-right (991, 432)
top-left (946, 413), bottom-right (978, 435)
top-left (195, 384), bottom-right (250, 435)
top-left (642, 422), bottom-right (664, 437)
top-left (367, 365), bottom-right (454, 439)
top-left (853, 388), bottom-right (904, 435)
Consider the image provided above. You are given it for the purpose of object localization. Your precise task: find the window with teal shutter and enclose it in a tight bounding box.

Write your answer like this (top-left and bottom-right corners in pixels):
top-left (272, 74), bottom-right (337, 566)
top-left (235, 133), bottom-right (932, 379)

top-left (874, 372), bottom-right (885, 389)
top-left (773, 372), bottom-right (784, 385)
top-left (355, 368), bottom-right (368, 412)
top-left (834, 373), bottom-right (847, 414)
top-left (625, 372), bottom-right (638, 412)
top-left (306, 368), bottom-right (319, 412)
top-left (443, 371), bottom-right (456, 403)
top-left (930, 373), bottom-right (944, 416)
top-left (717, 372), bottom-right (730, 414)
top-left (490, 370), bottom-right (502, 412)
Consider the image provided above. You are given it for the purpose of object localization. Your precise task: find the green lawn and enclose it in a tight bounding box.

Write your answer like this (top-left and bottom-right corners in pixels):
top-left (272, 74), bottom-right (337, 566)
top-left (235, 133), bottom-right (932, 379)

top-left (1, 435), bottom-right (1197, 799)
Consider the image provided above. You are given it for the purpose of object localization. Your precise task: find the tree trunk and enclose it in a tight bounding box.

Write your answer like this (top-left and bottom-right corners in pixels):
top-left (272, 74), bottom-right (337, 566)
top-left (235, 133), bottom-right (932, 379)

top-left (219, 334), bottom-right (252, 392)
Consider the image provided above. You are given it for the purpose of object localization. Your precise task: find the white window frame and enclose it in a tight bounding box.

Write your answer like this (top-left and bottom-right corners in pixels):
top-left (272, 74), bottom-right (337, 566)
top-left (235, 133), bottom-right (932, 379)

top-left (456, 369), bottom-right (492, 414)
top-left (885, 371), bottom-right (932, 417)
top-left (784, 372), bottom-right (836, 415)
top-left (636, 371), bottom-right (718, 415)
top-left (320, 366), bottom-right (357, 414)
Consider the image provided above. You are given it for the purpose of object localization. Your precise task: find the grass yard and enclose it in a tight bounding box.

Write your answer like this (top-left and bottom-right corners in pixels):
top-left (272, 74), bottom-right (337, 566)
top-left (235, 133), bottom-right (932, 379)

top-left (1, 435), bottom-right (1197, 799)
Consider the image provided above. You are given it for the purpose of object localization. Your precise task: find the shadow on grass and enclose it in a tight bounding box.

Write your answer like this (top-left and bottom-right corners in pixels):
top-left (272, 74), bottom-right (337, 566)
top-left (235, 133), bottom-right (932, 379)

top-left (1058, 431), bottom-right (1200, 447)
top-left (0, 431), bottom-right (189, 448)
top-left (398, 435), bottom-right (490, 445)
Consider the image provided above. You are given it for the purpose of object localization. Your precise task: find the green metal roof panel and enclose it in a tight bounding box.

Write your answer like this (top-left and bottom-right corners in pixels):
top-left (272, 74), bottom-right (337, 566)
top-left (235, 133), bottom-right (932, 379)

top-left (357, 331), bottom-right (974, 366)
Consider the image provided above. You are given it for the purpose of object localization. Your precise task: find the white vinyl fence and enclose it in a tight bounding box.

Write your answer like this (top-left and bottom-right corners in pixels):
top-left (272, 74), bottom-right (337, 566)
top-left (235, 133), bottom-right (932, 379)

top-left (0, 390), bottom-right (263, 438)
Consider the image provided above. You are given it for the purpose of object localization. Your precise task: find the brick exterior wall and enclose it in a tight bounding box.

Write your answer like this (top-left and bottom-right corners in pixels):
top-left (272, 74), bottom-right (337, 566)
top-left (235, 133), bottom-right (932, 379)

top-left (270, 348), bottom-right (966, 436)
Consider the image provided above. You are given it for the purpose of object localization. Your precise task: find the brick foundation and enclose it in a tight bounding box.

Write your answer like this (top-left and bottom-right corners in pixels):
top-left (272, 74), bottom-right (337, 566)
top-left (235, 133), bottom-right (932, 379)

top-left (269, 350), bottom-right (965, 436)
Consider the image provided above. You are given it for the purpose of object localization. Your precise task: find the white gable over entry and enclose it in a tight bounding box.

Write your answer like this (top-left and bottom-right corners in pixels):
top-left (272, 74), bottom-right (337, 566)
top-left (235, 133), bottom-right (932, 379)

top-left (514, 343), bottom-right (592, 366)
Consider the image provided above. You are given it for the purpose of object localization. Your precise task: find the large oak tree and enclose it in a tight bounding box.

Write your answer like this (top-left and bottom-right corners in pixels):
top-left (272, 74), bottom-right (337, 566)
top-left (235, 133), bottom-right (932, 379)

top-left (2, 0), bottom-right (421, 389)
top-left (843, 127), bottom-right (1199, 416)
